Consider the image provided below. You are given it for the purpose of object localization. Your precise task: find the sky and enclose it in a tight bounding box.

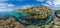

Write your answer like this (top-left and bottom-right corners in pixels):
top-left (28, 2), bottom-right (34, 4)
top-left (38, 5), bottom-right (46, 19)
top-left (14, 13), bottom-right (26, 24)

top-left (0, 0), bottom-right (60, 11)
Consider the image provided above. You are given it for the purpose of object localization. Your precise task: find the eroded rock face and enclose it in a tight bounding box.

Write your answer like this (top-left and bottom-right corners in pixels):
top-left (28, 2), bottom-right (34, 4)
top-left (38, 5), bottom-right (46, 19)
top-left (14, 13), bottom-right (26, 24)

top-left (0, 11), bottom-right (60, 28)
top-left (18, 6), bottom-right (53, 20)
top-left (55, 10), bottom-right (60, 18)
top-left (27, 6), bottom-right (53, 20)
top-left (0, 10), bottom-right (60, 28)
top-left (0, 17), bottom-right (23, 28)
top-left (15, 6), bottom-right (54, 26)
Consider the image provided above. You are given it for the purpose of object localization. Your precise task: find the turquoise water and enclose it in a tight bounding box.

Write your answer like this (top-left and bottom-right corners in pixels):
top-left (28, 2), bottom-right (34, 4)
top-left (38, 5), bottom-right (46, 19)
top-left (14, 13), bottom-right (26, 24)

top-left (0, 11), bottom-right (55, 26)
top-left (19, 13), bottom-right (55, 26)
top-left (0, 11), bottom-right (28, 20)
top-left (30, 13), bottom-right (55, 26)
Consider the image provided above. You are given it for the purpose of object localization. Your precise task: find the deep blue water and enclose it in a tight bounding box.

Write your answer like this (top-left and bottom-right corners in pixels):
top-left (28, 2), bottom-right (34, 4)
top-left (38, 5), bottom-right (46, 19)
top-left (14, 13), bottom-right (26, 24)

top-left (0, 11), bottom-right (28, 20)
top-left (0, 11), bottom-right (55, 26)
top-left (0, 11), bottom-right (17, 20)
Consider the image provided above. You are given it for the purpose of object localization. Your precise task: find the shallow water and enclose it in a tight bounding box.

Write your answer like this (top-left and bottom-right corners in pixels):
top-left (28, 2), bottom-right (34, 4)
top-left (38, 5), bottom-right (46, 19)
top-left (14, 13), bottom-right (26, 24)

top-left (0, 11), bottom-right (28, 20)
top-left (0, 11), bottom-right (55, 26)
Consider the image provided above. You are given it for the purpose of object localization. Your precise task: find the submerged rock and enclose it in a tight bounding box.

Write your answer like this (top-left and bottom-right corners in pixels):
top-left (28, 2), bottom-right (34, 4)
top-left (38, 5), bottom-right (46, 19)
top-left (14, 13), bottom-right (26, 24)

top-left (16, 6), bottom-right (55, 26)
top-left (0, 14), bottom-right (11, 20)
top-left (55, 10), bottom-right (60, 18)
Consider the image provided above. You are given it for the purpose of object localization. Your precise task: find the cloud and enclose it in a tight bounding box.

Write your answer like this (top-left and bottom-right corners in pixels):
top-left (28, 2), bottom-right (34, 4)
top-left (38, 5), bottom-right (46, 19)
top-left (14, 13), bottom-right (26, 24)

top-left (36, 0), bottom-right (45, 2)
top-left (0, 3), bottom-right (15, 11)
top-left (0, 0), bottom-right (23, 2)
top-left (0, 0), bottom-right (8, 2)
top-left (53, 0), bottom-right (60, 6)
top-left (46, 0), bottom-right (55, 7)
top-left (0, 0), bottom-right (23, 11)
top-left (7, 4), bottom-right (15, 7)
top-left (0, 0), bottom-right (7, 1)
top-left (52, 0), bottom-right (60, 9)
top-left (14, 0), bottom-right (23, 1)
top-left (21, 4), bottom-right (33, 8)
top-left (42, 0), bottom-right (59, 10)
top-left (0, 3), bottom-right (15, 7)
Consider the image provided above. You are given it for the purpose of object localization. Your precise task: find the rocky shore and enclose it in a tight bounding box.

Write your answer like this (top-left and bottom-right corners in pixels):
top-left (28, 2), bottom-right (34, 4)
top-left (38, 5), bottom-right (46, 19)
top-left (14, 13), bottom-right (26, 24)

top-left (0, 16), bottom-right (60, 28)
